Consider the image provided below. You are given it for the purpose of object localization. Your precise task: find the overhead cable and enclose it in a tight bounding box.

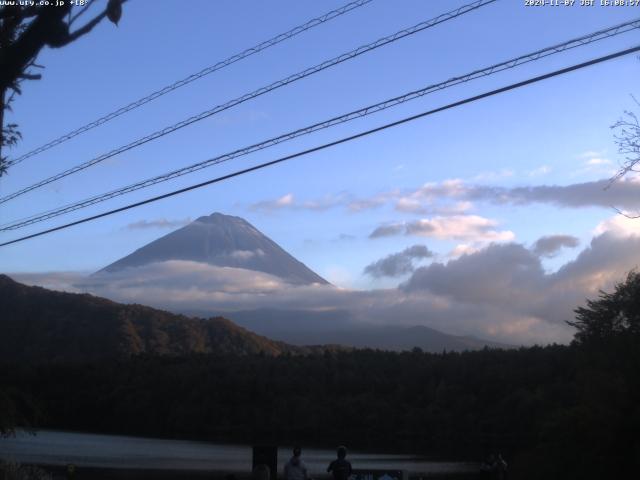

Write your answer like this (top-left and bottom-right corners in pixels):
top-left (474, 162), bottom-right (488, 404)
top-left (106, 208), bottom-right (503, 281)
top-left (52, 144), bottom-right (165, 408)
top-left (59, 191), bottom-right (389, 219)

top-left (2, 18), bottom-right (638, 231)
top-left (5, 0), bottom-right (376, 167)
top-left (0, 0), bottom-right (497, 205)
top-left (1, 44), bottom-right (638, 248)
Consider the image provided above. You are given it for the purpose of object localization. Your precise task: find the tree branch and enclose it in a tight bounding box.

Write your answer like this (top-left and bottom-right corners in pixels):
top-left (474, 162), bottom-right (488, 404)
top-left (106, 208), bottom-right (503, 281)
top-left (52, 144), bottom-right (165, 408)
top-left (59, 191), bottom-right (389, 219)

top-left (608, 99), bottom-right (640, 188)
top-left (0, 5), bottom-right (71, 91)
top-left (17, 73), bottom-right (42, 80)
top-left (0, 6), bottom-right (42, 20)
top-left (53, 0), bottom-right (127, 47)
top-left (60, 9), bottom-right (109, 46)
top-left (69, 0), bottom-right (98, 26)
top-left (0, 0), bottom-right (125, 176)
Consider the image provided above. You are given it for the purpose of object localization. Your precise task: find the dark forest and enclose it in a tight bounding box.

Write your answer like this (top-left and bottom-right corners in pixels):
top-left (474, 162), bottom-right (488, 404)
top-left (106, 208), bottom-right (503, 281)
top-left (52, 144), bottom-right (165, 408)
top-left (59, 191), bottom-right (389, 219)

top-left (2, 274), bottom-right (640, 479)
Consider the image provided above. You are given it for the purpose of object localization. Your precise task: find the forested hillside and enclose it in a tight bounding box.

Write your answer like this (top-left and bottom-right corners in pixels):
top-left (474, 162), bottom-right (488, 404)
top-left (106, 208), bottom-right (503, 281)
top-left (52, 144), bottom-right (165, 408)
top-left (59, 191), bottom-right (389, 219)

top-left (0, 274), bottom-right (297, 361)
top-left (2, 274), bottom-right (640, 479)
top-left (3, 340), bottom-right (639, 479)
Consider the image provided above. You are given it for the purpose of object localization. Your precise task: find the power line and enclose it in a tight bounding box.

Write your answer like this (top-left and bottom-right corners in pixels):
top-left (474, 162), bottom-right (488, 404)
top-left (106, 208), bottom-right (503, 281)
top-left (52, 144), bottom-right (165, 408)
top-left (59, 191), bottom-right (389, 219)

top-left (0, 0), bottom-right (497, 205)
top-left (5, 0), bottom-right (376, 168)
top-left (1, 44), bottom-right (638, 248)
top-left (2, 18), bottom-right (638, 232)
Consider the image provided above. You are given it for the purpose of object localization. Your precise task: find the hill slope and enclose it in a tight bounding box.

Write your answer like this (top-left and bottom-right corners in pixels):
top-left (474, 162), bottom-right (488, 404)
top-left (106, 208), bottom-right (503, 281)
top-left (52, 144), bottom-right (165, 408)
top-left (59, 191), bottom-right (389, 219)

top-left (0, 275), bottom-right (298, 362)
top-left (226, 308), bottom-right (513, 351)
top-left (96, 212), bottom-right (329, 285)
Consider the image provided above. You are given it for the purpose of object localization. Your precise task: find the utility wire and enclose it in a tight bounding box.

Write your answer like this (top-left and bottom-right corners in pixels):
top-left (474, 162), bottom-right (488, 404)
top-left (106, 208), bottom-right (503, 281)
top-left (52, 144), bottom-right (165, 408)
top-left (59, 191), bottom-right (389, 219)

top-left (0, 0), bottom-right (497, 205)
top-left (1, 44), bottom-right (638, 248)
top-left (2, 18), bottom-right (638, 232)
top-left (5, 0), bottom-right (376, 168)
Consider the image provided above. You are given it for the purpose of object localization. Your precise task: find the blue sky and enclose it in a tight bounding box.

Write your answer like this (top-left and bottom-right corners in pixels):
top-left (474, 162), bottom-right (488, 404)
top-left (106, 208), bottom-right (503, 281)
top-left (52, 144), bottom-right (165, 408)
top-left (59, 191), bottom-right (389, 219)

top-left (2, 0), bottom-right (640, 343)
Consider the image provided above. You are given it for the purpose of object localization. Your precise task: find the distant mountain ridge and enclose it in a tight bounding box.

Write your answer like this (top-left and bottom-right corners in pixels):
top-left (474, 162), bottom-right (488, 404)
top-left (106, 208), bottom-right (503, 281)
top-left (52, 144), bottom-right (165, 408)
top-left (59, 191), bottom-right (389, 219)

top-left (187, 308), bottom-right (513, 352)
top-left (0, 274), bottom-right (508, 362)
top-left (0, 275), bottom-right (319, 363)
top-left (96, 212), bottom-right (329, 285)
top-left (49, 211), bottom-right (510, 353)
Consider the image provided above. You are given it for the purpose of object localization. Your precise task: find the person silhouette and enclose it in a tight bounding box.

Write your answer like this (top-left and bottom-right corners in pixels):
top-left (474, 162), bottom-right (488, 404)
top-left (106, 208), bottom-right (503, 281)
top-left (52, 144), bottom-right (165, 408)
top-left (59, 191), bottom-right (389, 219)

top-left (327, 446), bottom-right (352, 480)
top-left (284, 446), bottom-right (308, 480)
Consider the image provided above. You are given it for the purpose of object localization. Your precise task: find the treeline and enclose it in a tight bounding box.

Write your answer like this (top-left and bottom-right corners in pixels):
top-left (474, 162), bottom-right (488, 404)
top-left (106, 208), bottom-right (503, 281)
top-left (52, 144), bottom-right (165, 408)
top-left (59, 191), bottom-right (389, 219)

top-left (2, 338), bottom-right (639, 479)
top-left (3, 273), bottom-right (640, 479)
top-left (0, 274), bottom-right (307, 362)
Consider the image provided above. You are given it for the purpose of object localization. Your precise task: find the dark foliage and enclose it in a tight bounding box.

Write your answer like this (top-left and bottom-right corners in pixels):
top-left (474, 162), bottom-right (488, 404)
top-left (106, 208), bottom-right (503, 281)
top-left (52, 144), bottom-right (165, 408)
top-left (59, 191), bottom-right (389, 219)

top-left (2, 342), bottom-right (640, 479)
top-left (610, 97), bottom-right (640, 193)
top-left (2, 275), bottom-right (640, 478)
top-left (0, 1), bottom-right (124, 174)
top-left (0, 274), bottom-right (314, 362)
top-left (568, 270), bottom-right (640, 344)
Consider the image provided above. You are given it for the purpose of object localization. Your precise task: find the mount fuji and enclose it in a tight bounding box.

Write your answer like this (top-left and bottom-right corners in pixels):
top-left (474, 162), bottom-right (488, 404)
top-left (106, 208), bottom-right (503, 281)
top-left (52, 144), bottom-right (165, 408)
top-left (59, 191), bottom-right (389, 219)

top-left (97, 212), bottom-right (328, 286)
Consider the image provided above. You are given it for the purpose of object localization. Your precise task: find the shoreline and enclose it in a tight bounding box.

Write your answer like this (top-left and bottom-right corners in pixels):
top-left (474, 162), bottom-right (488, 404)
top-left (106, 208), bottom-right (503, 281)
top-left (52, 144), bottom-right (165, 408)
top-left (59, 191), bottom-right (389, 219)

top-left (17, 464), bottom-right (479, 480)
top-left (1, 429), bottom-right (478, 478)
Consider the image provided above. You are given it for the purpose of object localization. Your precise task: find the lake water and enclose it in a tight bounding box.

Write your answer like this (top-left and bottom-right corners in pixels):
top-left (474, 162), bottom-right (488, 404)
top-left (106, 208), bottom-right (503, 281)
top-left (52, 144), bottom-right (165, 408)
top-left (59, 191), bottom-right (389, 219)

top-left (0, 430), bottom-right (474, 475)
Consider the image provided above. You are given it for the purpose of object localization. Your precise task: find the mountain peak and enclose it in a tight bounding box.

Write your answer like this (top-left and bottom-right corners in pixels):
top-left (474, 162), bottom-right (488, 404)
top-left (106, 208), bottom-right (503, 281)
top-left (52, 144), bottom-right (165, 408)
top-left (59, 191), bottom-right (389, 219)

top-left (97, 213), bottom-right (329, 286)
top-left (195, 212), bottom-right (247, 224)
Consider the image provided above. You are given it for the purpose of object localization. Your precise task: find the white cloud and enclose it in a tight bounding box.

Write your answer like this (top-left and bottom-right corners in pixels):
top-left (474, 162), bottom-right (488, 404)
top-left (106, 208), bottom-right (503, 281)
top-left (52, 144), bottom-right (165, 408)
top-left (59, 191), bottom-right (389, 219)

top-left (369, 215), bottom-right (514, 243)
top-left (594, 214), bottom-right (640, 237)
top-left (405, 215), bottom-right (515, 242)
top-left (364, 245), bottom-right (434, 278)
top-left (249, 192), bottom-right (350, 213)
top-left (570, 155), bottom-right (616, 178)
top-left (448, 244), bottom-right (479, 258)
top-left (402, 231), bottom-right (640, 342)
top-left (369, 223), bottom-right (405, 239)
top-left (248, 176), bottom-right (640, 221)
top-left (424, 177), bottom-right (640, 211)
top-left (395, 197), bottom-right (422, 213)
top-left (586, 158), bottom-right (611, 166)
top-left (229, 249), bottom-right (265, 260)
top-left (531, 235), bottom-right (580, 258)
top-left (12, 218), bottom-right (640, 346)
top-left (383, 177), bottom-right (640, 213)
top-left (249, 193), bottom-right (295, 212)
top-left (413, 179), bottom-right (467, 200)
top-left (322, 266), bottom-right (354, 288)
top-left (125, 218), bottom-right (192, 230)
top-left (276, 193), bottom-right (295, 206)
top-left (392, 180), bottom-right (470, 215)
top-left (578, 150), bottom-right (606, 159)
top-left (395, 197), bottom-right (473, 215)
top-left (347, 192), bottom-right (396, 212)
top-left (300, 193), bottom-right (348, 211)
